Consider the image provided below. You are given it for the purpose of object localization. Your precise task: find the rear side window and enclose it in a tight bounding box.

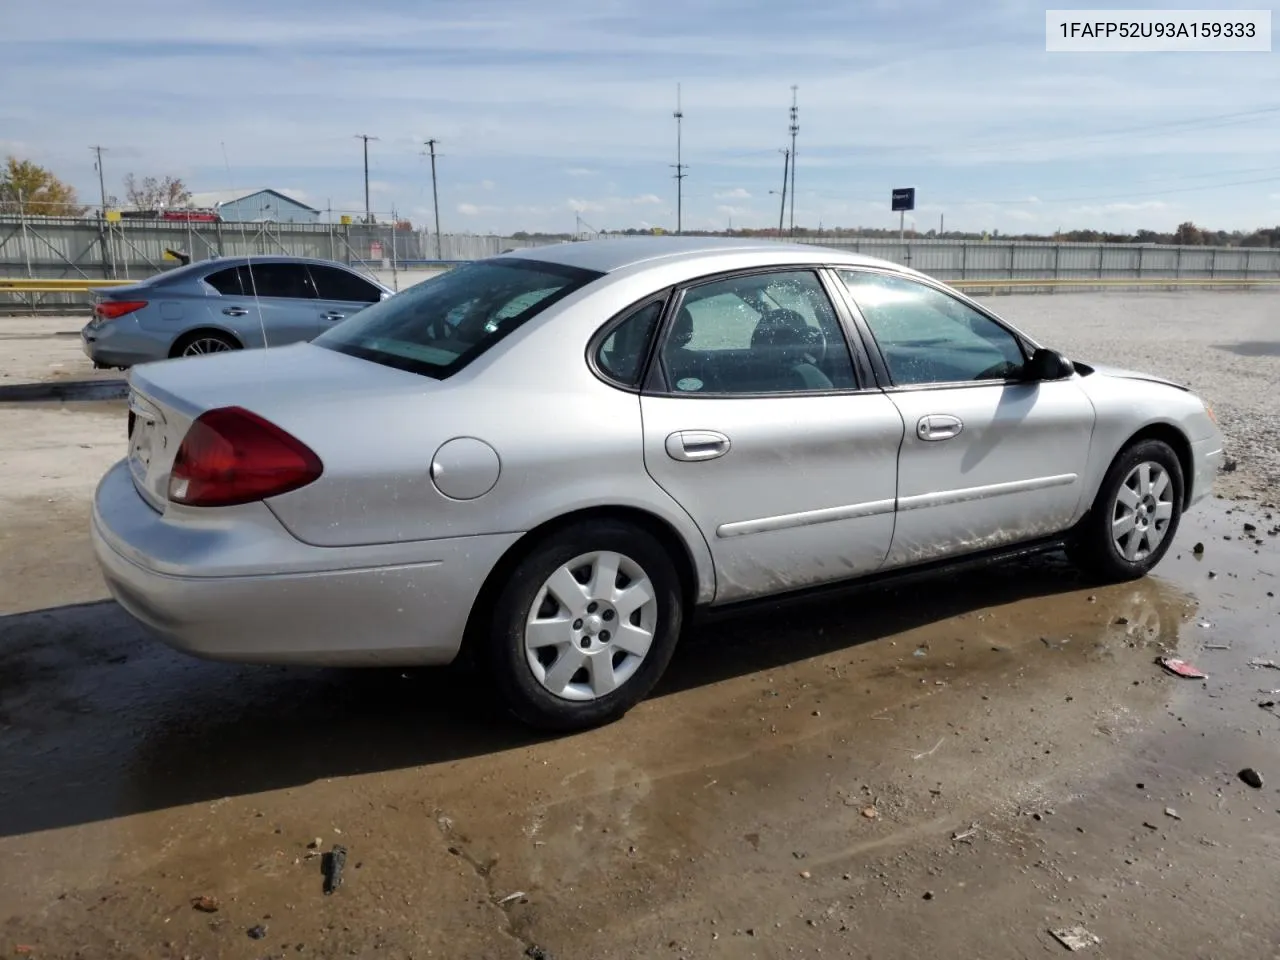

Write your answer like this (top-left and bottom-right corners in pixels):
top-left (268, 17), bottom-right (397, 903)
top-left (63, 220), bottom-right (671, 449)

top-left (309, 264), bottom-right (382, 303)
top-left (595, 298), bottom-right (664, 387)
top-left (315, 258), bottom-right (602, 379)
top-left (205, 265), bottom-right (249, 296)
top-left (249, 263), bottom-right (316, 300)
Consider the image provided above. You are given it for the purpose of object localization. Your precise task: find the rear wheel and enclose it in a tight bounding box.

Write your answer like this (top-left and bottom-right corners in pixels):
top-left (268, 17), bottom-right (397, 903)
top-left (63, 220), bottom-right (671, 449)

top-left (1068, 439), bottom-right (1184, 583)
top-left (172, 331), bottom-right (240, 358)
top-left (482, 520), bottom-right (683, 731)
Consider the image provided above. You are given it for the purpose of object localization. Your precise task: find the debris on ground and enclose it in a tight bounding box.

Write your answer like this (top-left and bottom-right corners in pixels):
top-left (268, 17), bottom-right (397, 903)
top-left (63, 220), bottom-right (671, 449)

top-left (525, 947), bottom-right (554, 960)
top-left (1249, 659), bottom-right (1280, 670)
top-left (1244, 522), bottom-right (1257, 534)
top-left (1204, 644), bottom-right (1232, 651)
top-left (1193, 542), bottom-right (1206, 555)
top-left (1164, 807), bottom-right (1181, 820)
top-left (913, 647), bottom-right (928, 658)
top-left (497, 891), bottom-right (528, 905)
top-left (14, 947), bottom-right (34, 956)
top-left (1156, 657), bottom-right (1208, 679)
top-left (952, 824), bottom-right (980, 842)
top-left (799, 870), bottom-right (811, 879)
top-left (1050, 926), bottom-right (1101, 951)
top-left (1240, 768), bottom-right (1264, 789)
top-left (307, 837), bottom-right (322, 849)
top-left (190, 895), bottom-right (220, 913)
top-left (1114, 616), bottom-right (1130, 625)
top-left (861, 806), bottom-right (879, 820)
top-left (322, 845), bottom-right (348, 895)
top-left (922, 890), bottom-right (935, 900)
top-left (247, 925), bottom-right (267, 940)
top-left (913, 738), bottom-right (945, 760)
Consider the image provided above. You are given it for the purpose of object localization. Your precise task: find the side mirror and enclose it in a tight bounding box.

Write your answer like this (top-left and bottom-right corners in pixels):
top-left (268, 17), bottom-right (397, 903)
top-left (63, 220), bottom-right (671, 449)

top-left (1023, 347), bottom-right (1075, 381)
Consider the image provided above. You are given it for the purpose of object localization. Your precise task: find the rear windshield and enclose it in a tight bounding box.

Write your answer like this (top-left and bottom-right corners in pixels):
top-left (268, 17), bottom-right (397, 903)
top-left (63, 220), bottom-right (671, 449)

top-left (314, 258), bottom-right (603, 378)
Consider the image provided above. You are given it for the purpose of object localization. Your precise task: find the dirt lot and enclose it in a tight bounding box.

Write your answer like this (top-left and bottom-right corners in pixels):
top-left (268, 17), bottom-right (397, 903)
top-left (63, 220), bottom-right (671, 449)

top-left (1, 293), bottom-right (1278, 959)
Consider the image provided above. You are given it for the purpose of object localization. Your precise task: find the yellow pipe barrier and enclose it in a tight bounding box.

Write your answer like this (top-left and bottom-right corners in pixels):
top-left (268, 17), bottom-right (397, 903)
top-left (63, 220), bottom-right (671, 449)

top-left (0, 278), bottom-right (135, 293)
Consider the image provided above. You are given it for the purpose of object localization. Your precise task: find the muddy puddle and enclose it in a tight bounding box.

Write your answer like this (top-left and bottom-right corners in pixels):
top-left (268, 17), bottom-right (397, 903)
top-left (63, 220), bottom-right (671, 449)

top-left (0, 495), bottom-right (1276, 958)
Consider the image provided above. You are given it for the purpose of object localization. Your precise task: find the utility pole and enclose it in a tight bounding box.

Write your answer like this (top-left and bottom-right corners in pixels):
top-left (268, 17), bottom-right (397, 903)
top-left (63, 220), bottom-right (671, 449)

top-left (89, 145), bottom-right (111, 278)
top-left (788, 86), bottom-right (798, 236)
top-left (423, 139), bottom-right (442, 260)
top-left (940, 213), bottom-right (945, 236)
top-left (671, 84), bottom-right (687, 235)
top-left (777, 148), bottom-right (790, 237)
top-left (354, 134), bottom-right (379, 223)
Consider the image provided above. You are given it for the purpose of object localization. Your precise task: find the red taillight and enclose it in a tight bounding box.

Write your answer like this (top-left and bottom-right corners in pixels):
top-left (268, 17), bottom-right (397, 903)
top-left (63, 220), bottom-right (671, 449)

top-left (94, 299), bottom-right (148, 320)
top-left (168, 406), bottom-right (323, 507)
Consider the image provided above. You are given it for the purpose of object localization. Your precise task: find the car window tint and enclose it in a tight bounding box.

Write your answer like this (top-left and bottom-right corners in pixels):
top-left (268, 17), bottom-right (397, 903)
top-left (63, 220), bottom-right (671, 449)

top-left (309, 264), bottom-right (382, 303)
top-left (662, 271), bottom-right (856, 395)
top-left (248, 263), bottom-right (316, 300)
top-left (838, 270), bottom-right (1025, 386)
top-left (314, 258), bottom-right (602, 379)
top-left (205, 265), bottom-right (247, 296)
top-left (596, 299), bottom-right (664, 387)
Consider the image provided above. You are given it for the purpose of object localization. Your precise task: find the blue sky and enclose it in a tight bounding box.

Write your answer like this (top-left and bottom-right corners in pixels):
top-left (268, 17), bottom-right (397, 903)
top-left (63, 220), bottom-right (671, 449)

top-left (3, 0), bottom-right (1279, 234)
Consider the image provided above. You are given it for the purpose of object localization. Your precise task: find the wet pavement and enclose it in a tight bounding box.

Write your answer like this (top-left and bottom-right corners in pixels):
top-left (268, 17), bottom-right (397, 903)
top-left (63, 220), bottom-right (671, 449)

top-left (1, 487), bottom-right (1278, 959)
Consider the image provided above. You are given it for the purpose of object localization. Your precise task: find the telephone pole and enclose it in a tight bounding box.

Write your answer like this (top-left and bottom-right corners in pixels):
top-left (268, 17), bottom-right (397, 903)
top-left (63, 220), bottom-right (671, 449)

top-left (89, 145), bottom-right (108, 214)
top-left (89, 145), bottom-right (111, 278)
top-left (777, 148), bottom-right (790, 236)
top-left (671, 84), bottom-right (687, 235)
top-left (354, 134), bottom-right (379, 223)
top-left (788, 86), bottom-right (798, 236)
top-left (423, 139), bottom-right (442, 260)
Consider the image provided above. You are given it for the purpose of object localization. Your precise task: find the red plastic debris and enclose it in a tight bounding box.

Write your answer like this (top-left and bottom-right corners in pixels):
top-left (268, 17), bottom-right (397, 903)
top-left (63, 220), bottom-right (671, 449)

top-left (1156, 657), bottom-right (1208, 679)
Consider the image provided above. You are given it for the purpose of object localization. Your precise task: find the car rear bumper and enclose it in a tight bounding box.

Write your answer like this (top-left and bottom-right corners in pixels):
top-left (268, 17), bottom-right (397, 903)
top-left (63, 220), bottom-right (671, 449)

top-left (91, 459), bottom-right (521, 666)
top-left (82, 322), bottom-right (162, 368)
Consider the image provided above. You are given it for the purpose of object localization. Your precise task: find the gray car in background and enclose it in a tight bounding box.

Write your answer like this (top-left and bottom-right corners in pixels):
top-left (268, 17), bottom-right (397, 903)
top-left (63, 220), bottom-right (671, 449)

top-left (81, 255), bottom-right (394, 369)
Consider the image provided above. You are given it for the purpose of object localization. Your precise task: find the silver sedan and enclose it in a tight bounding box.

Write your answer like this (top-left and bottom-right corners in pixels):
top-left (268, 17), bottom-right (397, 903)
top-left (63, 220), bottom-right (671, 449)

top-left (91, 237), bottom-right (1224, 729)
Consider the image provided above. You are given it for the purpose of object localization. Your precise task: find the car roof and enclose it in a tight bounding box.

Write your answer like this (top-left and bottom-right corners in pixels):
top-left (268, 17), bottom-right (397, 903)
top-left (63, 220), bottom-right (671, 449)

top-left (496, 236), bottom-right (900, 274)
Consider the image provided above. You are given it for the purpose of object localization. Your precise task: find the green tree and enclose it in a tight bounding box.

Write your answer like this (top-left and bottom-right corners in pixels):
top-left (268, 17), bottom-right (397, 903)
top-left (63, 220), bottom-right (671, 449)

top-left (0, 156), bottom-right (86, 216)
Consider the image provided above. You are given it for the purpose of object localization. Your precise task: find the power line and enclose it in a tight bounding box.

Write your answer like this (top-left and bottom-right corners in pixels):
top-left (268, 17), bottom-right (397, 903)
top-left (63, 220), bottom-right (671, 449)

top-left (354, 134), bottom-right (379, 224)
top-left (671, 83), bottom-right (687, 235)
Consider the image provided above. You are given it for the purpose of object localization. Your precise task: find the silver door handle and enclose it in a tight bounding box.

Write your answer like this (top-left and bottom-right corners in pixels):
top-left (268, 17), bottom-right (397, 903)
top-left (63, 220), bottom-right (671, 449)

top-left (322, 311), bottom-right (346, 321)
top-left (665, 430), bottom-right (731, 462)
top-left (917, 415), bottom-right (964, 441)
top-left (222, 306), bottom-right (249, 317)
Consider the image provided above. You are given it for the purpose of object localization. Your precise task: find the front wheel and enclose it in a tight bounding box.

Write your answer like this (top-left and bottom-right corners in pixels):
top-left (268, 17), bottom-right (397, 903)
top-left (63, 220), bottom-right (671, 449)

top-left (482, 520), bottom-right (684, 731)
top-left (1068, 439), bottom-right (1184, 583)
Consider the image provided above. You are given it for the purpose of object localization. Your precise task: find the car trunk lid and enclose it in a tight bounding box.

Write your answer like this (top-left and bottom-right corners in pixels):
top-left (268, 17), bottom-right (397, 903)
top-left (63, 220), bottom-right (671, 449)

top-left (124, 343), bottom-right (437, 512)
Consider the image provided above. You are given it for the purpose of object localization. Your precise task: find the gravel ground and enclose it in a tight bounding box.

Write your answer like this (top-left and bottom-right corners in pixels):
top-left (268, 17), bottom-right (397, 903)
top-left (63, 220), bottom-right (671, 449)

top-left (981, 290), bottom-right (1280, 497)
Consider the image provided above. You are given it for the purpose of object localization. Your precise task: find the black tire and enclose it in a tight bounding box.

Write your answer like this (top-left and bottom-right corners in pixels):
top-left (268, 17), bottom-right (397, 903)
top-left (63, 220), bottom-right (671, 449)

top-left (1068, 439), bottom-right (1184, 583)
top-left (481, 520), bottom-right (684, 731)
top-left (170, 330), bottom-right (241, 359)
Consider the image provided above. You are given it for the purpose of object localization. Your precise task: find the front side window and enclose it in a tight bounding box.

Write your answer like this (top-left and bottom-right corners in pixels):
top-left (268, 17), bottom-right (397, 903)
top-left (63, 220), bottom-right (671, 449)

top-left (315, 258), bottom-right (602, 378)
top-left (661, 270), bottom-right (855, 395)
top-left (838, 270), bottom-right (1026, 386)
top-left (308, 264), bottom-right (382, 303)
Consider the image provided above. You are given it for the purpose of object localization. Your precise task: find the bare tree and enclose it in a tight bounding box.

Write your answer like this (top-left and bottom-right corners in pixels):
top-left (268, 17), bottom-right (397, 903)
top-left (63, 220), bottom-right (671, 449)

top-left (123, 173), bottom-right (192, 211)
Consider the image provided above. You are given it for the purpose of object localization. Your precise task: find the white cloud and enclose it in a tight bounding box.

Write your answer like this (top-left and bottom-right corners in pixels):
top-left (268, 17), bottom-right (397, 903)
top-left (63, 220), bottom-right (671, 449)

top-left (630, 193), bottom-right (662, 205)
top-left (565, 167), bottom-right (598, 177)
top-left (457, 201), bottom-right (502, 216)
top-left (568, 198), bottom-right (605, 213)
top-left (368, 180), bottom-right (393, 194)
top-left (714, 187), bottom-right (752, 200)
top-left (480, 179), bottom-right (495, 191)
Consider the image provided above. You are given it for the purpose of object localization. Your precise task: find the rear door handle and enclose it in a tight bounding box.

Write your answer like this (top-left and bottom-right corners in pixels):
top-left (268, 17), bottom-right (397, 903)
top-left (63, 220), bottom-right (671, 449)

top-left (665, 430), bottom-right (731, 462)
top-left (322, 311), bottom-right (346, 321)
top-left (917, 414), bottom-right (963, 441)
top-left (222, 306), bottom-right (249, 317)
